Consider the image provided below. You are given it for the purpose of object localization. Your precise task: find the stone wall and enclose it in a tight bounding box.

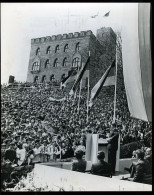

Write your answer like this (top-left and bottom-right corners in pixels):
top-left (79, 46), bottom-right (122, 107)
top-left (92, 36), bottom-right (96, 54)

top-left (27, 31), bottom-right (93, 83)
top-left (27, 28), bottom-right (116, 87)
top-left (89, 27), bottom-right (116, 89)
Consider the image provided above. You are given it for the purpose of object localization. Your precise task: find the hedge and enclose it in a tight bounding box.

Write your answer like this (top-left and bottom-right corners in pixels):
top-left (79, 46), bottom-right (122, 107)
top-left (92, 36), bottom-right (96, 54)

top-left (120, 141), bottom-right (143, 159)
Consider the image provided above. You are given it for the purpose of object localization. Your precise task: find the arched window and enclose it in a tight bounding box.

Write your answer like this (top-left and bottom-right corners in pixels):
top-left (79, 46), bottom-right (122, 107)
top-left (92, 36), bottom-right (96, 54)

top-left (75, 42), bottom-right (80, 52)
top-left (42, 75), bottom-right (46, 83)
top-left (53, 58), bottom-right (59, 67)
top-left (36, 48), bottom-right (40, 56)
top-left (50, 74), bottom-right (55, 82)
top-left (45, 59), bottom-right (50, 68)
top-left (55, 45), bottom-right (60, 53)
top-left (72, 57), bottom-right (80, 68)
top-left (32, 62), bottom-right (39, 71)
top-left (46, 46), bottom-right (51, 54)
top-left (63, 58), bottom-right (68, 67)
top-left (34, 76), bottom-right (39, 83)
top-left (64, 44), bottom-right (69, 52)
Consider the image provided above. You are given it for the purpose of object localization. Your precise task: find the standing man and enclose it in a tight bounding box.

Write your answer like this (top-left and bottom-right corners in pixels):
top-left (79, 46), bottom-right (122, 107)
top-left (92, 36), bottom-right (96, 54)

top-left (107, 124), bottom-right (119, 175)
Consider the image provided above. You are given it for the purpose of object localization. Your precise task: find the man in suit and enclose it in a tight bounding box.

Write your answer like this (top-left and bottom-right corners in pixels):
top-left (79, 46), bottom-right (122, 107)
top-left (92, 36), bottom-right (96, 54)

top-left (90, 151), bottom-right (111, 177)
top-left (107, 125), bottom-right (119, 174)
top-left (72, 150), bottom-right (87, 173)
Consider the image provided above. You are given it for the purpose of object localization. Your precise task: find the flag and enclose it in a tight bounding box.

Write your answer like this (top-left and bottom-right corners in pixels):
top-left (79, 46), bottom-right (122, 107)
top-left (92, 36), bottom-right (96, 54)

top-left (89, 60), bottom-right (115, 107)
top-left (69, 57), bottom-right (90, 95)
top-left (60, 69), bottom-right (77, 89)
top-left (103, 62), bottom-right (115, 86)
top-left (103, 11), bottom-right (110, 17)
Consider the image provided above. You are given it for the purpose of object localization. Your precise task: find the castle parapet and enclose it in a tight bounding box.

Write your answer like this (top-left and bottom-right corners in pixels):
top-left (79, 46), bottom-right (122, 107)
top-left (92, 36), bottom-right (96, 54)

top-left (31, 30), bottom-right (94, 44)
top-left (74, 32), bottom-right (80, 37)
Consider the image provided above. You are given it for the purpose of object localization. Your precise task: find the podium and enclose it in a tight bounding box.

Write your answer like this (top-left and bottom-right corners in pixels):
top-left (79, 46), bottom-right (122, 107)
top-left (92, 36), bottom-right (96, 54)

top-left (85, 134), bottom-right (120, 171)
top-left (98, 138), bottom-right (109, 162)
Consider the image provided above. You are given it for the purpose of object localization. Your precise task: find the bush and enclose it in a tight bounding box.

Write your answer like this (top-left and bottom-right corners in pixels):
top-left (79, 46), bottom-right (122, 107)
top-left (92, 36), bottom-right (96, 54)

top-left (120, 141), bottom-right (142, 159)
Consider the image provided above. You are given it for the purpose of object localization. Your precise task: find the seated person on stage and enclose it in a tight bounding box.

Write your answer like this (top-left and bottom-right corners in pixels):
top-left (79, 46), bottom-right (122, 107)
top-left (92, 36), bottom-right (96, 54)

top-left (90, 151), bottom-right (112, 177)
top-left (123, 149), bottom-right (152, 184)
top-left (132, 150), bottom-right (137, 159)
top-left (72, 150), bottom-right (87, 173)
top-left (144, 148), bottom-right (152, 166)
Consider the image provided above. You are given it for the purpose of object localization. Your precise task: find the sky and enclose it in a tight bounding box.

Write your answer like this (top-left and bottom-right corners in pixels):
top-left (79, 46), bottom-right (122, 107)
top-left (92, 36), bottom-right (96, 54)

top-left (1, 3), bottom-right (135, 84)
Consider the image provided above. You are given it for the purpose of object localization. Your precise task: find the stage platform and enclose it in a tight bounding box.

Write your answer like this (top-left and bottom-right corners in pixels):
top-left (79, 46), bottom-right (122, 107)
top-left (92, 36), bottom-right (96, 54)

top-left (33, 163), bottom-right (152, 191)
top-left (40, 157), bottom-right (138, 173)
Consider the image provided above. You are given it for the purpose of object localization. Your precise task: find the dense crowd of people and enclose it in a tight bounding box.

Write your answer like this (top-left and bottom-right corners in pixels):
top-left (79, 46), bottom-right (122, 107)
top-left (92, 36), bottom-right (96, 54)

top-left (1, 79), bottom-right (152, 190)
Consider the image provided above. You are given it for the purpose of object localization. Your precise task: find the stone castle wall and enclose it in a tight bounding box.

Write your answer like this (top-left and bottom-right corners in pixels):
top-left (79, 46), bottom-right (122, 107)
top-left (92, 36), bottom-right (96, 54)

top-left (26, 28), bottom-right (116, 88)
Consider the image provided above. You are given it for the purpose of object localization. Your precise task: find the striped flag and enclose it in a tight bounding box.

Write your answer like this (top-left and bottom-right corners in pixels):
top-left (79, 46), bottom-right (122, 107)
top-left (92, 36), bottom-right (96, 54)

top-left (89, 60), bottom-right (115, 107)
top-left (103, 63), bottom-right (115, 86)
top-left (60, 70), bottom-right (77, 89)
top-left (69, 57), bottom-right (90, 95)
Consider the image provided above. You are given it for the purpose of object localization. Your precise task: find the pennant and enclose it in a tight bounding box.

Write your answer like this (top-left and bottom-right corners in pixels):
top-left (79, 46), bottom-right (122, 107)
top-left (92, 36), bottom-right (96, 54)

top-left (103, 11), bottom-right (110, 17)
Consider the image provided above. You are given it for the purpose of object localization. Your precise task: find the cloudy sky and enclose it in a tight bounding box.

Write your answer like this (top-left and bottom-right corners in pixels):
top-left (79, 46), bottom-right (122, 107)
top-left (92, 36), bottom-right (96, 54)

top-left (1, 3), bottom-right (136, 84)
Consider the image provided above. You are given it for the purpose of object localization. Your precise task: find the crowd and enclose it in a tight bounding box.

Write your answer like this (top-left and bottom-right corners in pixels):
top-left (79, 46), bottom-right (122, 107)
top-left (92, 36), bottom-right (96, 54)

top-left (1, 79), bottom-right (152, 190)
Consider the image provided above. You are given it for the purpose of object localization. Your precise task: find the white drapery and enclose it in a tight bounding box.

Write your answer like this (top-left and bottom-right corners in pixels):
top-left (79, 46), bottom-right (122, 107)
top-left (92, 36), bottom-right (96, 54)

top-left (121, 3), bottom-right (151, 122)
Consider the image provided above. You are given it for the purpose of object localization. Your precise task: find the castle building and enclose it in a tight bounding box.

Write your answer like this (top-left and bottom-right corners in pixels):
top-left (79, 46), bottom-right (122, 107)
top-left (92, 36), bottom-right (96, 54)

top-left (27, 27), bottom-right (116, 89)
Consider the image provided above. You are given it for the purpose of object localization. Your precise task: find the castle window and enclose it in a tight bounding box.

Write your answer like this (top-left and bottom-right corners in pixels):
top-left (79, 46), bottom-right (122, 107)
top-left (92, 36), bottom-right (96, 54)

top-left (53, 58), bottom-right (59, 67)
top-left (32, 62), bottom-right (39, 71)
top-left (34, 76), bottom-right (39, 83)
top-left (46, 46), bottom-right (51, 54)
top-left (75, 42), bottom-right (80, 52)
top-left (63, 58), bottom-right (68, 67)
top-left (42, 75), bottom-right (46, 83)
top-left (72, 57), bottom-right (80, 68)
top-left (45, 59), bottom-right (50, 68)
top-left (36, 48), bottom-right (40, 56)
top-left (50, 74), bottom-right (55, 82)
top-left (64, 44), bottom-right (69, 52)
top-left (55, 45), bottom-right (60, 53)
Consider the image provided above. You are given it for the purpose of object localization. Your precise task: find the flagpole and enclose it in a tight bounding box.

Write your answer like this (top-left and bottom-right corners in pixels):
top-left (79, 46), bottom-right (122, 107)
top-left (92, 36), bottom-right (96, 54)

top-left (77, 63), bottom-right (83, 114)
top-left (86, 51), bottom-right (90, 123)
top-left (113, 36), bottom-right (118, 123)
top-left (72, 69), bottom-right (79, 106)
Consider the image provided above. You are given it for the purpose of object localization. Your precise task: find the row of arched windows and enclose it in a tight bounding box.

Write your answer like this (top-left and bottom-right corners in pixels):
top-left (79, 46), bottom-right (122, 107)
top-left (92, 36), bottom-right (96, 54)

top-left (36, 43), bottom-right (80, 55)
top-left (32, 57), bottom-right (80, 71)
top-left (34, 75), bottom-right (55, 83)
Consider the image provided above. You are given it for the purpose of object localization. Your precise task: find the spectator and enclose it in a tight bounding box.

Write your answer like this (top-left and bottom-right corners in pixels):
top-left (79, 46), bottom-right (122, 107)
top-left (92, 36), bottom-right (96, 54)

top-left (72, 150), bottom-right (87, 173)
top-left (127, 149), bottom-right (152, 184)
top-left (90, 151), bottom-right (112, 177)
top-left (4, 142), bottom-right (16, 164)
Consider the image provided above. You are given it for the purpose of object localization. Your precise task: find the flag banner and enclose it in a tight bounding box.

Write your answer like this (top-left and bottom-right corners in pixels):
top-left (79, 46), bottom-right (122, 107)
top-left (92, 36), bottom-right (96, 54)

top-left (89, 60), bottom-right (115, 107)
top-left (121, 3), bottom-right (151, 122)
top-left (49, 97), bottom-right (66, 102)
top-left (69, 57), bottom-right (90, 95)
top-left (60, 70), bottom-right (77, 89)
top-left (103, 66), bottom-right (115, 86)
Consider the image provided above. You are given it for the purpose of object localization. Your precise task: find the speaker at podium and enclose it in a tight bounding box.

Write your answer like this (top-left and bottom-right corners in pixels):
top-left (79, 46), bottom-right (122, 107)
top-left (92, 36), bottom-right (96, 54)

top-left (85, 134), bottom-right (120, 171)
